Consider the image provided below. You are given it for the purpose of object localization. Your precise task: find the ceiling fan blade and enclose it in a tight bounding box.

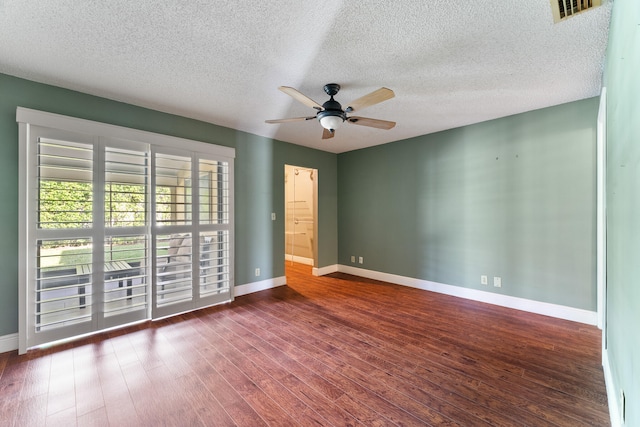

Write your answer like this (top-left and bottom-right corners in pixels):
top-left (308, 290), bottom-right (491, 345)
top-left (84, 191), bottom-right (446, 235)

top-left (322, 128), bottom-right (334, 139)
top-left (279, 86), bottom-right (323, 111)
top-left (265, 116), bottom-right (316, 124)
top-left (345, 87), bottom-right (395, 113)
top-left (347, 116), bottom-right (396, 130)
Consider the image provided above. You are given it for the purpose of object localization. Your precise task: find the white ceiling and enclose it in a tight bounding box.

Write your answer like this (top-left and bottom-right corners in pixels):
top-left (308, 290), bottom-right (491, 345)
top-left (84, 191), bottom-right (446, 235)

top-left (0, 1), bottom-right (611, 153)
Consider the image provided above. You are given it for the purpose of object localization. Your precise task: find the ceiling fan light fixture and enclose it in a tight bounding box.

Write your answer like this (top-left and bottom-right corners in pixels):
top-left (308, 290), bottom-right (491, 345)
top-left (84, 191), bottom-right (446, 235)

top-left (266, 83), bottom-right (395, 139)
top-left (318, 113), bottom-right (344, 131)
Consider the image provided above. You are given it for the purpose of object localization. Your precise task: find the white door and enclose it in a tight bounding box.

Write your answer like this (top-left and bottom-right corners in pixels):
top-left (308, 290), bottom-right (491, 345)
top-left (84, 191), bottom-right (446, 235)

top-left (19, 109), bottom-right (235, 352)
top-left (152, 150), bottom-right (233, 319)
top-left (24, 128), bottom-right (151, 347)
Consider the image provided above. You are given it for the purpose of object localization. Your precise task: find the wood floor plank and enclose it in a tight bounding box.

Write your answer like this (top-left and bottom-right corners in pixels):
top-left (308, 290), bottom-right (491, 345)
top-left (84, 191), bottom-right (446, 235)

top-left (232, 306), bottom-right (456, 426)
top-left (47, 349), bottom-right (76, 417)
top-left (45, 406), bottom-right (77, 427)
top-left (0, 352), bottom-right (10, 383)
top-left (212, 335), bottom-right (330, 426)
top-left (173, 373), bottom-right (236, 427)
top-left (73, 347), bottom-right (105, 418)
top-left (240, 296), bottom-right (504, 426)
top-left (211, 316), bottom-right (360, 426)
top-left (13, 393), bottom-right (48, 427)
top-left (19, 353), bottom-right (50, 402)
top-left (198, 344), bottom-right (298, 426)
top-left (190, 350), bottom-right (269, 427)
top-left (215, 312), bottom-right (365, 426)
top-left (94, 352), bottom-right (140, 426)
top-left (0, 352), bottom-right (27, 405)
top-left (0, 262), bottom-right (610, 426)
top-left (76, 407), bottom-right (109, 427)
top-left (241, 291), bottom-right (535, 425)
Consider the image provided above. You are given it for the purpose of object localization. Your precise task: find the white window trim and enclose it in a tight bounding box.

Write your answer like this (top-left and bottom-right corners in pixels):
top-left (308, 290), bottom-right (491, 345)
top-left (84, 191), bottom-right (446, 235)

top-left (17, 107), bottom-right (235, 354)
top-left (16, 107), bottom-right (235, 158)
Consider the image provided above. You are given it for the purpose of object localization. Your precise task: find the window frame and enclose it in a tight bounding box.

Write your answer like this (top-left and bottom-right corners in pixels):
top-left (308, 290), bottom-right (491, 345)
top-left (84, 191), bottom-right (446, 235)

top-left (17, 107), bottom-right (235, 354)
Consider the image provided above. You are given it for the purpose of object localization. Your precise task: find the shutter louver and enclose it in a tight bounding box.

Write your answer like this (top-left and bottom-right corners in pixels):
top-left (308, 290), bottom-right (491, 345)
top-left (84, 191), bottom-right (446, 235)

top-left (36, 238), bottom-right (93, 331)
top-left (19, 108), bottom-right (234, 352)
top-left (155, 153), bottom-right (192, 226)
top-left (35, 136), bottom-right (94, 333)
top-left (38, 138), bottom-right (93, 229)
top-left (156, 233), bottom-right (193, 307)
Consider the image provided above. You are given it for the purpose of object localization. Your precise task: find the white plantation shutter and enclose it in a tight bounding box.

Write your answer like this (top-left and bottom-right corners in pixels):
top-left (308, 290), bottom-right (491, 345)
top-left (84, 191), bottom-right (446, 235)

top-left (36, 238), bottom-right (93, 335)
top-left (155, 152), bottom-right (193, 226)
top-left (31, 130), bottom-right (96, 345)
top-left (152, 151), bottom-right (194, 317)
top-left (197, 158), bottom-right (232, 299)
top-left (38, 137), bottom-right (93, 229)
top-left (18, 108), bottom-right (234, 353)
top-left (199, 158), bottom-right (230, 225)
top-left (105, 146), bottom-right (149, 228)
top-left (151, 151), bottom-right (234, 319)
top-left (199, 230), bottom-right (231, 297)
top-left (102, 142), bottom-right (150, 328)
top-left (103, 235), bottom-right (148, 322)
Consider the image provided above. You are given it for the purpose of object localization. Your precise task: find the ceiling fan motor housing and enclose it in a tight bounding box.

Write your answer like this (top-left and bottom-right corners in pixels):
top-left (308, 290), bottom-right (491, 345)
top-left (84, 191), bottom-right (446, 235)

top-left (323, 83), bottom-right (341, 96)
top-left (318, 83), bottom-right (346, 130)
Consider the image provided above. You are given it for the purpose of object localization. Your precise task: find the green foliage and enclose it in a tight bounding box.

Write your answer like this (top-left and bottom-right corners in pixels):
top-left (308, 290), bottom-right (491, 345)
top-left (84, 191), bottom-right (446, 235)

top-left (155, 186), bottom-right (172, 222)
top-left (39, 181), bottom-right (174, 229)
top-left (39, 181), bottom-right (172, 267)
top-left (105, 183), bottom-right (146, 227)
top-left (39, 180), bottom-right (92, 228)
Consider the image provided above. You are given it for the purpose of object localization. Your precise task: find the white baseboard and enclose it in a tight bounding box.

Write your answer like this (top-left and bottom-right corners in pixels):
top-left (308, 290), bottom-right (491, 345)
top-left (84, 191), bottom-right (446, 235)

top-left (603, 349), bottom-right (622, 427)
top-left (312, 264), bottom-right (339, 276)
top-left (0, 333), bottom-right (18, 353)
top-left (233, 276), bottom-right (287, 297)
top-left (285, 254), bottom-right (314, 265)
top-left (337, 265), bottom-right (598, 325)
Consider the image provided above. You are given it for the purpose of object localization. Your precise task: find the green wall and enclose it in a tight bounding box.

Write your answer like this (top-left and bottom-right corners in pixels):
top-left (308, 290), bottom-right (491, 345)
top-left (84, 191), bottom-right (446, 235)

top-left (603, 0), bottom-right (640, 424)
top-left (0, 73), bottom-right (338, 337)
top-left (338, 98), bottom-right (598, 310)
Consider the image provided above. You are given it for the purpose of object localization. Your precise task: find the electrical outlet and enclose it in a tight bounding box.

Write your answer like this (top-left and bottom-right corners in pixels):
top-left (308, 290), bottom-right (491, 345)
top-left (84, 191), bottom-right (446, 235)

top-left (350, 255), bottom-right (355, 263)
top-left (481, 275), bottom-right (488, 285)
top-left (271, 212), bottom-right (276, 221)
top-left (255, 268), bottom-right (260, 277)
top-left (358, 256), bottom-right (364, 264)
top-left (493, 277), bottom-right (502, 287)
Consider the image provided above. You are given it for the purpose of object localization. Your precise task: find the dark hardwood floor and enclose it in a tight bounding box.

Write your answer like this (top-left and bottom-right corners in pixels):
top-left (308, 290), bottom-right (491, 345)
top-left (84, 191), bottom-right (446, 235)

top-left (0, 263), bottom-right (610, 426)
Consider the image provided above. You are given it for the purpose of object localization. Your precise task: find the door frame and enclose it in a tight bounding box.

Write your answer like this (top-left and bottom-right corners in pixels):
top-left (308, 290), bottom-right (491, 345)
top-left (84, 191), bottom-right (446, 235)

top-left (284, 164), bottom-right (318, 269)
top-left (596, 87), bottom-right (607, 349)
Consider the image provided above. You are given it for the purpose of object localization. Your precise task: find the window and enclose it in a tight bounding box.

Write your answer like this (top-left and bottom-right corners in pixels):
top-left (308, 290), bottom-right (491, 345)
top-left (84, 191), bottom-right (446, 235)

top-left (18, 108), bottom-right (235, 353)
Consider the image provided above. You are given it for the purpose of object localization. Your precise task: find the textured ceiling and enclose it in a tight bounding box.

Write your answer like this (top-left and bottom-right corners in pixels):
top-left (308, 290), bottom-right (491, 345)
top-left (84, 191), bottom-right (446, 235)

top-left (0, 1), bottom-right (611, 153)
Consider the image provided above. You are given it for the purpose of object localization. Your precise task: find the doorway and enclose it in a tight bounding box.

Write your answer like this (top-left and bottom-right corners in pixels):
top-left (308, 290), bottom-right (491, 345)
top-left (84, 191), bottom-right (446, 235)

top-left (284, 165), bottom-right (318, 267)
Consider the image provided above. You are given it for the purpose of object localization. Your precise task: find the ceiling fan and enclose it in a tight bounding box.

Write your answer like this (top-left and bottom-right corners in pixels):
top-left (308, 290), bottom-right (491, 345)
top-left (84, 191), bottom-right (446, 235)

top-left (265, 83), bottom-right (396, 139)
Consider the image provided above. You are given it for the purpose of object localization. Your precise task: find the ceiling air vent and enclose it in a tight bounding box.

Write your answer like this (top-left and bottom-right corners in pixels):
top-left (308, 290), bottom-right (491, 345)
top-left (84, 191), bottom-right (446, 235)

top-left (550, 0), bottom-right (602, 23)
